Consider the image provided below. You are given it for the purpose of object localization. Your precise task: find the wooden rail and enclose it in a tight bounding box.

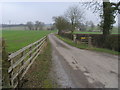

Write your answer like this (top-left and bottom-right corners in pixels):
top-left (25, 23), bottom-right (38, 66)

top-left (8, 36), bottom-right (47, 88)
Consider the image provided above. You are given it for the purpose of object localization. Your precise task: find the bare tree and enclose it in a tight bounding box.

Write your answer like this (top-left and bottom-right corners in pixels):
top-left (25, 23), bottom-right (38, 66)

top-left (35, 21), bottom-right (45, 30)
top-left (35, 21), bottom-right (40, 30)
top-left (38, 22), bottom-right (45, 30)
top-left (78, 23), bottom-right (86, 31)
top-left (26, 21), bottom-right (34, 30)
top-left (65, 5), bottom-right (84, 33)
top-left (87, 21), bottom-right (95, 31)
top-left (85, 21), bottom-right (89, 30)
top-left (90, 22), bottom-right (95, 31)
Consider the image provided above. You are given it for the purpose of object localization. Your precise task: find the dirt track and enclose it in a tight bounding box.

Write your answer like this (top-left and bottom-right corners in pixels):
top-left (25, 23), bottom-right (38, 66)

top-left (48, 34), bottom-right (118, 88)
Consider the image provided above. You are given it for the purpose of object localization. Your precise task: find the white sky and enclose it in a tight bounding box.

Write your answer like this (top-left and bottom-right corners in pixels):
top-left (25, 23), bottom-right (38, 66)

top-left (0, 1), bottom-right (118, 26)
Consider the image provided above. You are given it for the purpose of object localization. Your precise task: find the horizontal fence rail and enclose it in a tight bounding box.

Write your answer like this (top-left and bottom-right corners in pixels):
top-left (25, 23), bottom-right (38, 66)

top-left (8, 36), bottom-right (47, 88)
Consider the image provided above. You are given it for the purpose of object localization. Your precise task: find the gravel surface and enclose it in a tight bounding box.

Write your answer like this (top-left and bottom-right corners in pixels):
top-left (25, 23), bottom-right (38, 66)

top-left (49, 34), bottom-right (118, 88)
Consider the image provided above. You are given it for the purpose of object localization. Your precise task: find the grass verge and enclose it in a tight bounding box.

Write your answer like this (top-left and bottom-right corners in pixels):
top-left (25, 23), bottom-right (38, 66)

top-left (56, 35), bottom-right (120, 55)
top-left (22, 41), bottom-right (55, 88)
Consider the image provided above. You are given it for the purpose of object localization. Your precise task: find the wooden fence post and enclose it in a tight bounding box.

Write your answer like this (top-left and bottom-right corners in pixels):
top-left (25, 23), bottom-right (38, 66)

top-left (2, 38), bottom-right (11, 88)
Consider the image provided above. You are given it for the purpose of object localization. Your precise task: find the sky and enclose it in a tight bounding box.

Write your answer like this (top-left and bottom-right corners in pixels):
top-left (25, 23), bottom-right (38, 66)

top-left (0, 2), bottom-right (118, 26)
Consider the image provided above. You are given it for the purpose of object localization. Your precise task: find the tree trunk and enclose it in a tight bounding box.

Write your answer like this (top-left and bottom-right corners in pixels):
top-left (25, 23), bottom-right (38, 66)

top-left (58, 30), bottom-right (61, 35)
top-left (103, 1), bottom-right (111, 37)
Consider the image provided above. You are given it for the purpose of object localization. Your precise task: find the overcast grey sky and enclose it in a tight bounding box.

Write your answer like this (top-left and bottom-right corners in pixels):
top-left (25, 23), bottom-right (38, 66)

top-left (1, 2), bottom-right (118, 26)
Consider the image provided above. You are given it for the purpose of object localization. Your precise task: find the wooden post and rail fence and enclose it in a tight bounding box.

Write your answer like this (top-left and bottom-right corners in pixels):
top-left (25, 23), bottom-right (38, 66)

top-left (2, 36), bottom-right (47, 88)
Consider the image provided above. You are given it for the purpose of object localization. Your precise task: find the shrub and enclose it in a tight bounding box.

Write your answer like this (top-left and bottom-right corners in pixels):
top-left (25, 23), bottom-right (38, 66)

top-left (105, 35), bottom-right (119, 51)
top-left (60, 33), bottom-right (120, 52)
top-left (59, 33), bottom-right (73, 40)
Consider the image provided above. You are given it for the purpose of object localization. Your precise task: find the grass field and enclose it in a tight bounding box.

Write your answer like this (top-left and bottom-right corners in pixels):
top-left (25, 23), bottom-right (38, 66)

top-left (74, 27), bottom-right (119, 34)
top-left (2, 30), bottom-right (56, 53)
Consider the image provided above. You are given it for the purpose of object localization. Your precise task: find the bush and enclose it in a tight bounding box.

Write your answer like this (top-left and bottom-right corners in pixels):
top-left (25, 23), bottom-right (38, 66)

top-left (105, 35), bottom-right (119, 51)
top-left (59, 33), bottom-right (73, 40)
top-left (60, 33), bottom-right (120, 52)
top-left (90, 34), bottom-right (105, 48)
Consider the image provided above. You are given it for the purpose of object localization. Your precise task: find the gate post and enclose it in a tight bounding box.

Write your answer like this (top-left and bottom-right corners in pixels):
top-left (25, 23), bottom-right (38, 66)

top-left (73, 34), bottom-right (77, 43)
top-left (88, 37), bottom-right (92, 47)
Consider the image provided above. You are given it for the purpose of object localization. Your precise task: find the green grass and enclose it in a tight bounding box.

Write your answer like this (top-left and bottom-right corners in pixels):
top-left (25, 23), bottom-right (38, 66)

top-left (2, 30), bottom-right (56, 53)
top-left (56, 35), bottom-right (120, 55)
top-left (22, 41), bottom-right (57, 88)
top-left (74, 31), bottom-right (119, 34)
top-left (74, 27), bottom-right (119, 34)
top-left (74, 31), bottom-right (102, 34)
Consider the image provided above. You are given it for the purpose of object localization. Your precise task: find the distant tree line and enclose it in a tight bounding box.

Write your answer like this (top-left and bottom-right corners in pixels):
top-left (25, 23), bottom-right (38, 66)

top-left (26, 21), bottom-right (45, 30)
top-left (2, 22), bottom-right (56, 31)
top-left (2, 24), bottom-right (26, 27)
top-left (26, 21), bottom-right (57, 30)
